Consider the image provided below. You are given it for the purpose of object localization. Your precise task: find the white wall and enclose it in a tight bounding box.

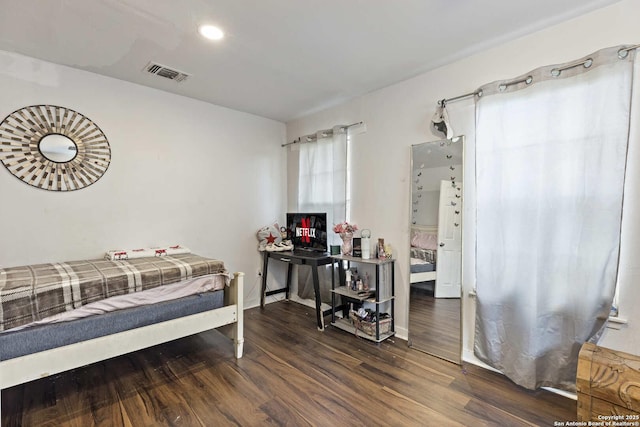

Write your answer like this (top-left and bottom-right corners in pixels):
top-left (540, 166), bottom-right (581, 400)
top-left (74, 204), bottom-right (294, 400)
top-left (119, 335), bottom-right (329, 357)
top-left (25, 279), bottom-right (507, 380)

top-left (286, 0), bottom-right (640, 363)
top-left (0, 50), bottom-right (287, 309)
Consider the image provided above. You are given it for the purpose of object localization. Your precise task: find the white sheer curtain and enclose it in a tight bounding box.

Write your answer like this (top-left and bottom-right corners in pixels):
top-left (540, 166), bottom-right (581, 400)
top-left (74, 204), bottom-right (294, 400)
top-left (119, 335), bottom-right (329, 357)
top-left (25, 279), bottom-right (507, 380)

top-left (298, 126), bottom-right (348, 247)
top-left (474, 46), bottom-right (633, 391)
top-left (296, 126), bottom-right (348, 302)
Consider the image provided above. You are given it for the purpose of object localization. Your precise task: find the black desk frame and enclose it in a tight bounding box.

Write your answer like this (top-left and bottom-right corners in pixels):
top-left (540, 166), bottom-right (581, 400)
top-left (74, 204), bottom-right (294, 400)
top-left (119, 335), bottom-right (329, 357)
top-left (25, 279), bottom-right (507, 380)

top-left (260, 251), bottom-right (333, 330)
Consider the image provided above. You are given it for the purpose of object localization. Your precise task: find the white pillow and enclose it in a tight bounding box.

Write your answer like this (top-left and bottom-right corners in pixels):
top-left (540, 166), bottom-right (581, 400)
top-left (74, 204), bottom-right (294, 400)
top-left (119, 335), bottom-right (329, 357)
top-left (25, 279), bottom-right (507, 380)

top-left (411, 231), bottom-right (438, 250)
top-left (257, 223), bottom-right (282, 248)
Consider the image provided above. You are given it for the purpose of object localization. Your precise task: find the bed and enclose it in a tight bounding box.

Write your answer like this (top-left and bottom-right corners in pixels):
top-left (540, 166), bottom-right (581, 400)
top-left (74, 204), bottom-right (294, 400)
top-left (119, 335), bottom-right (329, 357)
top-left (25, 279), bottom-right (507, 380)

top-left (0, 251), bottom-right (244, 423)
top-left (410, 225), bottom-right (438, 283)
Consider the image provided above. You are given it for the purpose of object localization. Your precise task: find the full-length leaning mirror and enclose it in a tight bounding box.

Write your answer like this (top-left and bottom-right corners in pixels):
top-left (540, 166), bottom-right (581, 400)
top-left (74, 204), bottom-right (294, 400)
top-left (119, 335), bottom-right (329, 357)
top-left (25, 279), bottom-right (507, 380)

top-left (408, 136), bottom-right (463, 363)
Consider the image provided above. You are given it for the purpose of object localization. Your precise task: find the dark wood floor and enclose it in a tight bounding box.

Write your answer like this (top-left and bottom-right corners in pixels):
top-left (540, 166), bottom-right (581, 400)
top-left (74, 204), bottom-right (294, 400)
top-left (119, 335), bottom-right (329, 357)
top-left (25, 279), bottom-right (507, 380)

top-left (2, 301), bottom-right (576, 426)
top-left (409, 286), bottom-right (461, 363)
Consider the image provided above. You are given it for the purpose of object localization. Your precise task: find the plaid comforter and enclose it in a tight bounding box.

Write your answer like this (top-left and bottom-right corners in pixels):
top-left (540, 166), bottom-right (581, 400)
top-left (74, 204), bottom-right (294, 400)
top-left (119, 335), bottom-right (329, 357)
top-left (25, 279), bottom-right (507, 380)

top-left (0, 254), bottom-right (227, 331)
top-left (410, 247), bottom-right (437, 264)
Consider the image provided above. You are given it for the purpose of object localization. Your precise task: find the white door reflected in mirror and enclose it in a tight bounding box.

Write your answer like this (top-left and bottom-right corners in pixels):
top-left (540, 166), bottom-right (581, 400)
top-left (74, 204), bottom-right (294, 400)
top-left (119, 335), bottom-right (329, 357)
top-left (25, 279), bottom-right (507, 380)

top-left (39, 134), bottom-right (77, 163)
top-left (435, 180), bottom-right (462, 298)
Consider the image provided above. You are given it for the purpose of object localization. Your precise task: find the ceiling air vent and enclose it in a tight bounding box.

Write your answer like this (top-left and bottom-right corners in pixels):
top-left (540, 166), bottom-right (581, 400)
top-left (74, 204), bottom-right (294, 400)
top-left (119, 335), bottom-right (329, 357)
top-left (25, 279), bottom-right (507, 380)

top-left (144, 62), bottom-right (190, 82)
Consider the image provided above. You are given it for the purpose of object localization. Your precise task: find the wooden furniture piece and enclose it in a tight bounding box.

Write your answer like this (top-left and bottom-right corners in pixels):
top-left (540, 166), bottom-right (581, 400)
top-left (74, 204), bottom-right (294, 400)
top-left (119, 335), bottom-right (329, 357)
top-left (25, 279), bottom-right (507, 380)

top-left (577, 342), bottom-right (640, 421)
top-left (330, 255), bottom-right (395, 342)
top-left (260, 250), bottom-right (333, 330)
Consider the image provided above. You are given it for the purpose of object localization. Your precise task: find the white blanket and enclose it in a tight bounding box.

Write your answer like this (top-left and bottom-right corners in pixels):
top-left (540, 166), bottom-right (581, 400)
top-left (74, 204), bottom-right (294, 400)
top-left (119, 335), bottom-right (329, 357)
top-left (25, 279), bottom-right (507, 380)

top-left (104, 244), bottom-right (190, 260)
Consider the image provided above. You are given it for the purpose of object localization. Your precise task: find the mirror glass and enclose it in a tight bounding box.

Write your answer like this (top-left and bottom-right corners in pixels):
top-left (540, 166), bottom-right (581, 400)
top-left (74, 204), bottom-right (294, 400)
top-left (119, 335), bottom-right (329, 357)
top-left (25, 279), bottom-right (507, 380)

top-left (408, 136), bottom-right (463, 363)
top-left (39, 134), bottom-right (77, 163)
top-left (0, 105), bottom-right (111, 191)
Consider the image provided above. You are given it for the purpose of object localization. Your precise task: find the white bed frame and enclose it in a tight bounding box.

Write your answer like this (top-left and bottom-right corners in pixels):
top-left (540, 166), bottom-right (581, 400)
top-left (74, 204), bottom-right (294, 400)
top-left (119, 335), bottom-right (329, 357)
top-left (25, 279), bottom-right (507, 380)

top-left (0, 272), bottom-right (244, 425)
top-left (410, 225), bottom-right (438, 283)
top-left (411, 268), bottom-right (437, 283)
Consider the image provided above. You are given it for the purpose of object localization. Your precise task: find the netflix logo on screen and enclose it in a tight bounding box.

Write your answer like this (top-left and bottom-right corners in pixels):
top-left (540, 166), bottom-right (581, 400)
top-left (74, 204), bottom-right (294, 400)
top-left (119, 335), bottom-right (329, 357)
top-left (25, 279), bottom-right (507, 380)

top-left (286, 212), bottom-right (328, 253)
top-left (295, 218), bottom-right (317, 243)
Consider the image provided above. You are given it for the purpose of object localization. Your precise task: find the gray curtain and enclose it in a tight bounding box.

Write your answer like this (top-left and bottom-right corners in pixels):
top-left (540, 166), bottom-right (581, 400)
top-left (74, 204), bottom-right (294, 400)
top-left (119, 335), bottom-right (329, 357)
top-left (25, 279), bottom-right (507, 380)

top-left (474, 46), bottom-right (633, 391)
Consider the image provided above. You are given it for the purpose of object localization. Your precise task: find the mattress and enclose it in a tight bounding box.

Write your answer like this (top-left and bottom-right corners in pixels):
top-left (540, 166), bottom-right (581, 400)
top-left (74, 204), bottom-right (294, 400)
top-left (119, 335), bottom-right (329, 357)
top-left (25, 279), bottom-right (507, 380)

top-left (5, 274), bottom-right (227, 332)
top-left (410, 261), bottom-right (436, 274)
top-left (0, 290), bottom-right (224, 361)
top-left (0, 253), bottom-right (227, 331)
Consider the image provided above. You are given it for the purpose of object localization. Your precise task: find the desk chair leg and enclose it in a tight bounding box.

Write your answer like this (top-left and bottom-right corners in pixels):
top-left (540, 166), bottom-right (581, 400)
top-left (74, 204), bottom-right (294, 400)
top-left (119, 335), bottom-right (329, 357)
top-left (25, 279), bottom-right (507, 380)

top-left (312, 265), bottom-right (324, 330)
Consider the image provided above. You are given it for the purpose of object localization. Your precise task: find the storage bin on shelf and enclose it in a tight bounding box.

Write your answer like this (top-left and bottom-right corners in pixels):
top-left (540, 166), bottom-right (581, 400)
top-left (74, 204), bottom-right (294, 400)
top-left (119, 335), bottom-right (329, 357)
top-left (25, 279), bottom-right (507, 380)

top-left (349, 310), bottom-right (392, 336)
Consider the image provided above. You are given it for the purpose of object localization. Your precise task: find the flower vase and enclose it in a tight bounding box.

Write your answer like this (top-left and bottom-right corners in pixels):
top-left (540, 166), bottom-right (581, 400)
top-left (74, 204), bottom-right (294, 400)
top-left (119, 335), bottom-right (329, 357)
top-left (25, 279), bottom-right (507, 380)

top-left (340, 232), bottom-right (354, 256)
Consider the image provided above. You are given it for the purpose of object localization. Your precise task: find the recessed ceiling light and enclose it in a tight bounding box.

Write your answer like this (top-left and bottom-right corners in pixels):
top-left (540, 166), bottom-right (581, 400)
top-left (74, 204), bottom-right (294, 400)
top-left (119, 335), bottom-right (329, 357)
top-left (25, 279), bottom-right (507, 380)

top-left (198, 24), bottom-right (224, 41)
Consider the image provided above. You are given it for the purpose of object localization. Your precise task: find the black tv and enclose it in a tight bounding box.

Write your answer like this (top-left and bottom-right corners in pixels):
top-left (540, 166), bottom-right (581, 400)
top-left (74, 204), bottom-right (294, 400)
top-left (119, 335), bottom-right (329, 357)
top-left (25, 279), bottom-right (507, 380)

top-left (286, 212), bottom-right (328, 253)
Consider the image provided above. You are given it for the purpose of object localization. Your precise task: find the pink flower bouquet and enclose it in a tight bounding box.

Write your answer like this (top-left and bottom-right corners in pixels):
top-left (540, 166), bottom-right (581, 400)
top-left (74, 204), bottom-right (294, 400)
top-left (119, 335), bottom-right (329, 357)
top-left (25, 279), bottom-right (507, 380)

top-left (333, 222), bottom-right (358, 234)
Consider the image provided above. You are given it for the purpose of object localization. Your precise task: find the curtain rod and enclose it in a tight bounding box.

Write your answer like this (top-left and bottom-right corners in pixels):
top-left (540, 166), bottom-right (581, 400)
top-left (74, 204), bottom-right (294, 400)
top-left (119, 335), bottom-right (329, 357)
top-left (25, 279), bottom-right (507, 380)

top-left (438, 44), bottom-right (640, 106)
top-left (618, 43), bottom-right (640, 58)
top-left (282, 121), bottom-right (363, 147)
top-left (437, 91), bottom-right (481, 106)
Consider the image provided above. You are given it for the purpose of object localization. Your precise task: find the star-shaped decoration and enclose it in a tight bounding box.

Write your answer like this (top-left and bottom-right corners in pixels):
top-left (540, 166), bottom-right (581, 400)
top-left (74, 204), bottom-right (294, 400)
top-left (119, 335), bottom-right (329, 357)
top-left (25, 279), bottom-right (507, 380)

top-left (266, 233), bottom-right (277, 244)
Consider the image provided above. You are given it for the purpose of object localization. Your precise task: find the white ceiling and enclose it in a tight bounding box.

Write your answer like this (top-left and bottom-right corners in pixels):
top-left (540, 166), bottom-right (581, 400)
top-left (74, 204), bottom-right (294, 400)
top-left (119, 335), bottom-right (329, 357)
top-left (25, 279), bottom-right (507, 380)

top-left (0, 0), bottom-right (621, 122)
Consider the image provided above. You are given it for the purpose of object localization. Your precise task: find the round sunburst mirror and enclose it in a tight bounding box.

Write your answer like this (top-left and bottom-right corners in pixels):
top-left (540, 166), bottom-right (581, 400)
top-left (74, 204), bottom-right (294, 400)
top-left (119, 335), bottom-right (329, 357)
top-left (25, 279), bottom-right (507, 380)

top-left (0, 105), bottom-right (111, 191)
